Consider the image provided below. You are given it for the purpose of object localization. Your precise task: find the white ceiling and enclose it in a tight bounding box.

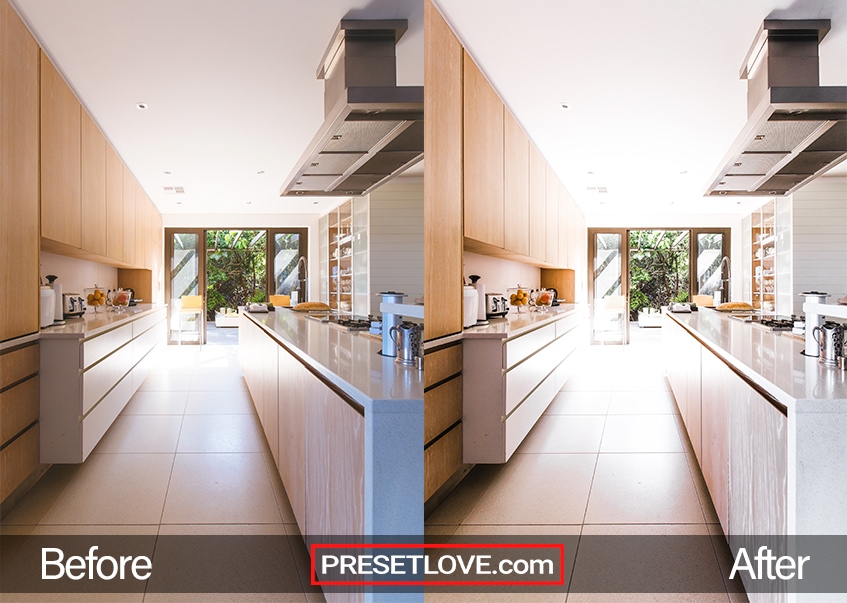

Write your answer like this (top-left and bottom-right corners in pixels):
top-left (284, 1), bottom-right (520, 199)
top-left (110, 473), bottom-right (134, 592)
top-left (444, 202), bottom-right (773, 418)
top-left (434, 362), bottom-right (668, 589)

top-left (11, 0), bottom-right (847, 219)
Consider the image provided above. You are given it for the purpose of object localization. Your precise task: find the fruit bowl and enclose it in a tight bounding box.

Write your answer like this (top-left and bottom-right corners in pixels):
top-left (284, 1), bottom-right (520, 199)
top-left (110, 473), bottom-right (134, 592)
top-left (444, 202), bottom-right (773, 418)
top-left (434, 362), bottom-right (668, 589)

top-left (109, 289), bottom-right (131, 312)
top-left (532, 289), bottom-right (554, 312)
top-left (85, 287), bottom-right (108, 313)
top-left (507, 287), bottom-right (531, 313)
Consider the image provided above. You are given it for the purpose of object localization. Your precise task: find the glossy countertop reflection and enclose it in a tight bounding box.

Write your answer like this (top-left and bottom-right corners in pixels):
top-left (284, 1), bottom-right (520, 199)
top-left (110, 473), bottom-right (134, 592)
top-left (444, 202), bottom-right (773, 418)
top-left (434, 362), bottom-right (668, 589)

top-left (462, 304), bottom-right (588, 340)
top-left (38, 304), bottom-right (166, 340)
top-left (243, 309), bottom-right (423, 412)
top-left (668, 309), bottom-right (847, 410)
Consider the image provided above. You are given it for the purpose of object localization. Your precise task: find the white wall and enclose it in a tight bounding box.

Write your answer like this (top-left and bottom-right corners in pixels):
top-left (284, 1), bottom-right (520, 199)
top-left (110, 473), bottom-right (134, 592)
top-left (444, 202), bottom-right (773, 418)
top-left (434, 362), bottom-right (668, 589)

top-left (790, 176), bottom-right (847, 312)
top-left (40, 252), bottom-right (118, 296)
top-left (161, 212), bottom-right (321, 302)
top-left (462, 252), bottom-right (541, 299)
top-left (585, 212), bottom-right (745, 302)
top-left (367, 179), bottom-right (425, 316)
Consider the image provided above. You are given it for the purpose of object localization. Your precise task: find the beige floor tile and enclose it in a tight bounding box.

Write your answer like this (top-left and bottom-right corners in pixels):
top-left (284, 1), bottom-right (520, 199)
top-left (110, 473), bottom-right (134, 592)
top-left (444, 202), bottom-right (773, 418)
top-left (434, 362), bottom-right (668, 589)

top-left (0, 465), bottom-right (81, 525)
top-left (191, 354), bottom-right (244, 375)
top-left (561, 376), bottom-right (610, 392)
top-left (283, 522), bottom-right (326, 602)
top-left (184, 390), bottom-right (254, 415)
top-left (518, 415), bottom-right (606, 454)
top-left (708, 524), bottom-right (748, 601)
top-left (607, 390), bottom-right (677, 415)
top-left (143, 594), bottom-right (305, 602)
top-left (122, 391), bottom-right (189, 415)
top-left (138, 373), bottom-right (192, 392)
top-left (157, 524), bottom-right (287, 535)
top-left (30, 524), bottom-right (158, 535)
top-left (425, 593), bottom-right (566, 602)
top-left (462, 454), bottom-right (596, 525)
top-left (176, 414), bottom-right (263, 453)
top-left (189, 374), bottom-right (247, 392)
top-left (261, 452), bottom-right (298, 525)
top-left (425, 525), bottom-right (458, 537)
top-left (161, 453), bottom-right (281, 525)
top-left (567, 594), bottom-right (728, 602)
top-left (687, 454), bottom-right (721, 525)
top-left (425, 465), bottom-right (504, 526)
top-left (545, 392), bottom-right (611, 415)
top-left (599, 415), bottom-right (683, 453)
top-left (94, 415), bottom-right (183, 454)
top-left (2, 594), bottom-right (145, 602)
top-left (584, 453), bottom-right (704, 524)
top-left (38, 454), bottom-right (173, 525)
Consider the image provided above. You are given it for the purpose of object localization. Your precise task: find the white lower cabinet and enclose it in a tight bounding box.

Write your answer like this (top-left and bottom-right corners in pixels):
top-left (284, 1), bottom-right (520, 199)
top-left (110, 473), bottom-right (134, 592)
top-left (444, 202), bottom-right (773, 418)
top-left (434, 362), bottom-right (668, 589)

top-left (40, 308), bottom-right (166, 463)
top-left (463, 308), bottom-right (589, 464)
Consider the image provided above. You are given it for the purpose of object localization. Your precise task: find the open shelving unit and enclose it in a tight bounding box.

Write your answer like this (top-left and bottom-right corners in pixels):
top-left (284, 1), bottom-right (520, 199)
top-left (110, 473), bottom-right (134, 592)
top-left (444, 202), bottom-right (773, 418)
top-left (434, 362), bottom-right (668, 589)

top-left (751, 199), bottom-right (776, 313)
top-left (327, 200), bottom-right (354, 313)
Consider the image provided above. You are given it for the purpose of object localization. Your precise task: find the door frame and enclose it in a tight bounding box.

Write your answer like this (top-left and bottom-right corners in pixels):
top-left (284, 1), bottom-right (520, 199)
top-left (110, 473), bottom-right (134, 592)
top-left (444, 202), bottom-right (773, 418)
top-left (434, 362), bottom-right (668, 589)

top-left (164, 228), bottom-right (206, 345)
top-left (588, 228), bottom-right (629, 345)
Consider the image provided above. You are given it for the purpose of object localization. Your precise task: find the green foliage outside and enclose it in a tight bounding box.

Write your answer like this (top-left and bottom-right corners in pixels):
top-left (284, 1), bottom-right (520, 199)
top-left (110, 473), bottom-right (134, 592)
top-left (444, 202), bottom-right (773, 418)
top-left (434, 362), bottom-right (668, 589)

top-left (205, 230), bottom-right (267, 321)
top-left (629, 230), bottom-right (690, 321)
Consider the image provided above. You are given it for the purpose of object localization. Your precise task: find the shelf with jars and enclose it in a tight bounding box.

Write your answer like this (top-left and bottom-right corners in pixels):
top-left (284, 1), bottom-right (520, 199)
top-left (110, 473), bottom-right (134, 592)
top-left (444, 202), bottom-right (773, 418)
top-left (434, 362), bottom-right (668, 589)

top-left (750, 199), bottom-right (777, 313)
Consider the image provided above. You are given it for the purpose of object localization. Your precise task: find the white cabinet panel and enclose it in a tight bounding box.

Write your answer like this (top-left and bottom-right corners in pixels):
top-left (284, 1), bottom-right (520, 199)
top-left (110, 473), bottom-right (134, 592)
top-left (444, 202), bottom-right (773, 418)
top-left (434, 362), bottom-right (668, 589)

top-left (80, 323), bottom-right (132, 369)
top-left (81, 343), bottom-right (132, 415)
top-left (504, 323), bottom-right (555, 369)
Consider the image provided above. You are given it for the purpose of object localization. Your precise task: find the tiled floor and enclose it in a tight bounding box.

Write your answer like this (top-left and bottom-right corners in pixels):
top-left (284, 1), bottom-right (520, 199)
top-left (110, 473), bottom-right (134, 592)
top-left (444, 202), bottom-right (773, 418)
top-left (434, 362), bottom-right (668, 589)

top-left (1, 344), bottom-right (319, 603)
top-left (425, 326), bottom-right (748, 602)
top-left (2, 327), bottom-right (746, 602)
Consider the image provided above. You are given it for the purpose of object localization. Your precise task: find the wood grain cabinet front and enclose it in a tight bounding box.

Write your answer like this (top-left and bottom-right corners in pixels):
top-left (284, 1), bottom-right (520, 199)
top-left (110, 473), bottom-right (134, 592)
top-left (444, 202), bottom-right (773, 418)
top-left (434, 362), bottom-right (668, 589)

top-left (41, 51), bottom-right (82, 249)
top-left (81, 111), bottom-right (107, 256)
top-left (504, 111), bottom-right (530, 257)
top-left (1, 0), bottom-right (40, 342)
top-left (463, 51), bottom-right (504, 249)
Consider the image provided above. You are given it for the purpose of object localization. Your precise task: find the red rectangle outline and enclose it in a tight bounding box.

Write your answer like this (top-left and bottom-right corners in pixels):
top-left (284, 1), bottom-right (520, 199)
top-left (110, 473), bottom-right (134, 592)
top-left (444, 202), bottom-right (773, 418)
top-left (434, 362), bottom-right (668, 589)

top-left (309, 542), bottom-right (565, 587)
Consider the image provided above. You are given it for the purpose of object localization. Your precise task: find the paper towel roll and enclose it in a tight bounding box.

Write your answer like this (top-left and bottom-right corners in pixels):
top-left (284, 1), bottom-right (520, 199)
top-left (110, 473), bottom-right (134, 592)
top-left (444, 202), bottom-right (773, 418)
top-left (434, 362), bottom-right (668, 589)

top-left (52, 283), bottom-right (63, 321)
top-left (474, 282), bottom-right (486, 321)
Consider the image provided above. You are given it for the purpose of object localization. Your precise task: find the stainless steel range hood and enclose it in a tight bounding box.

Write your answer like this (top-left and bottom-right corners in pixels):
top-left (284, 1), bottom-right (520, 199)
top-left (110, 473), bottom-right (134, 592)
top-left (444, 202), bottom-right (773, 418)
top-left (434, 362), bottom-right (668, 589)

top-left (705, 20), bottom-right (847, 197)
top-left (280, 20), bottom-right (423, 197)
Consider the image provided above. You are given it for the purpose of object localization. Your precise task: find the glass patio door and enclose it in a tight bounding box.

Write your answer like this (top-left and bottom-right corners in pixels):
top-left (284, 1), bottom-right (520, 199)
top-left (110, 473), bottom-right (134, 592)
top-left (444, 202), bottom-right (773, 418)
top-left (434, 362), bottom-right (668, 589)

top-left (166, 230), bottom-right (205, 344)
top-left (589, 229), bottom-right (628, 345)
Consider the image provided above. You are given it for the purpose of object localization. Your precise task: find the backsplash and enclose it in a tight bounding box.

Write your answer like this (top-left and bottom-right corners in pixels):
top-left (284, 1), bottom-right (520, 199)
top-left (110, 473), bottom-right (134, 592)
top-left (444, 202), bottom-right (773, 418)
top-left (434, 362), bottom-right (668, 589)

top-left (463, 251), bottom-right (541, 295)
top-left (40, 252), bottom-right (117, 294)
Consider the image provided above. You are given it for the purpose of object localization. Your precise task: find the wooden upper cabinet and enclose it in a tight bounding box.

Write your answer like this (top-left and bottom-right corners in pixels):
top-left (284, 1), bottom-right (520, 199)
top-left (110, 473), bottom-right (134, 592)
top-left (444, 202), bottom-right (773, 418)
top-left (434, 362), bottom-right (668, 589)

top-left (504, 111), bottom-right (530, 256)
top-left (122, 165), bottom-right (137, 267)
top-left (1, 0), bottom-right (40, 341)
top-left (528, 143), bottom-right (547, 262)
top-left (558, 179), bottom-right (570, 269)
top-left (136, 188), bottom-right (153, 270)
top-left (41, 51), bottom-right (81, 248)
top-left (463, 51), bottom-right (504, 249)
top-left (80, 111), bottom-right (107, 256)
top-left (105, 143), bottom-right (124, 262)
top-left (545, 166), bottom-right (560, 267)
top-left (424, 0), bottom-right (464, 341)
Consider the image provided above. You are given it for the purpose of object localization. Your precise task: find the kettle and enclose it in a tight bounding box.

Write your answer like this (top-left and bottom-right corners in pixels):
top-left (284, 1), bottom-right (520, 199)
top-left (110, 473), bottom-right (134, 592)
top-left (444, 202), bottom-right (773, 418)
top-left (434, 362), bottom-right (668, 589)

top-left (813, 321), bottom-right (844, 367)
top-left (389, 321), bottom-right (423, 367)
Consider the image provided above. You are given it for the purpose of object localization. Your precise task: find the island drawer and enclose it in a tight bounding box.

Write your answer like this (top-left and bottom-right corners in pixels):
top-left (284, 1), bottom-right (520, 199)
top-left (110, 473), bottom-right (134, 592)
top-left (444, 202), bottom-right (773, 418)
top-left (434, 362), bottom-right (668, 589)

top-left (425, 344), bottom-right (462, 389)
top-left (424, 375), bottom-right (462, 444)
top-left (81, 323), bottom-right (132, 369)
top-left (504, 323), bottom-right (555, 369)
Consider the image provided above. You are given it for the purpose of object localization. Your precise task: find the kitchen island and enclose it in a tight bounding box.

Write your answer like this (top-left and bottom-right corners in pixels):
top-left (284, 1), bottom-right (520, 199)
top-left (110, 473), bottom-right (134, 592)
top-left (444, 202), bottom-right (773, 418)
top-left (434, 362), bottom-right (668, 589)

top-left (239, 309), bottom-right (424, 541)
top-left (664, 308), bottom-right (847, 534)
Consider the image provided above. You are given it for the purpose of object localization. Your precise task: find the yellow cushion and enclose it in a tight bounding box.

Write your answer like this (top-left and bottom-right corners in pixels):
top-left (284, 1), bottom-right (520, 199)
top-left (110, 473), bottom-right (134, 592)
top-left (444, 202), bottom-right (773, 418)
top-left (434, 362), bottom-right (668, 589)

top-left (270, 295), bottom-right (290, 307)
top-left (180, 295), bottom-right (203, 310)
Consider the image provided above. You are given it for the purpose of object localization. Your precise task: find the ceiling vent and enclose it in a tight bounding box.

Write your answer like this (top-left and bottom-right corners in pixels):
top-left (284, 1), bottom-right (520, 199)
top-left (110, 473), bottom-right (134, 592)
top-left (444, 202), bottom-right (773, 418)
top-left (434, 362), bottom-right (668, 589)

top-left (163, 186), bottom-right (185, 194)
top-left (280, 20), bottom-right (423, 197)
top-left (705, 20), bottom-right (847, 197)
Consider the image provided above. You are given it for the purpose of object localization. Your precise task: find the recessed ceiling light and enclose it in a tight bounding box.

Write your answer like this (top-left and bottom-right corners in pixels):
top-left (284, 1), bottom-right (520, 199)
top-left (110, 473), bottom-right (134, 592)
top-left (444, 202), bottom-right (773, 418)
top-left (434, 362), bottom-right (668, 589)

top-left (246, 201), bottom-right (252, 205)
top-left (163, 170), bottom-right (171, 175)
top-left (559, 102), bottom-right (570, 110)
top-left (136, 102), bottom-right (148, 111)
top-left (679, 170), bottom-right (688, 175)
top-left (312, 201), bottom-right (319, 205)
top-left (257, 170), bottom-right (265, 175)
top-left (587, 171), bottom-right (594, 175)
top-left (176, 201), bottom-right (182, 205)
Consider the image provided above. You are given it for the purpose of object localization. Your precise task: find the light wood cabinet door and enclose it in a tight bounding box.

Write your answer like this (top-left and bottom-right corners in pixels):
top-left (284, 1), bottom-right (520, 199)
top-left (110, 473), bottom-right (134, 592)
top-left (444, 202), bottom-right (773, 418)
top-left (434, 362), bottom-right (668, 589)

top-left (122, 165), bottom-right (137, 267)
top-left (135, 189), bottom-right (149, 269)
top-left (558, 180), bottom-right (570, 268)
top-left (528, 143), bottom-right (546, 263)
top-left (81, 111), bottom-right (107, 256)
top-left (504, 111), bottom-right (530, 256)
top-left (1, 0), bottom-right (40, 341)
top-left (545, 166), bottom-right (560, 266)
top-left (41, 51), bottom-right (81, 248)
top-left (423, 0), bottom-right (464, 341)
top-left (700, 348), bottom-right (729, 534)
top-left (105, 143), bottom-right (124, 262)
top-left (463, 51), bottom-right (504, 249)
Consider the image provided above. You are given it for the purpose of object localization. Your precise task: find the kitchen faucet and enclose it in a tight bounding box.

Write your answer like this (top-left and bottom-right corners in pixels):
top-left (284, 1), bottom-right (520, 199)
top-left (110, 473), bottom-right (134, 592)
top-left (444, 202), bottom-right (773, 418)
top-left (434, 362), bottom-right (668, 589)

top-left (295, 256), bottom-right (308, 302)
top-left (715, 256), bottom-right (731, 305)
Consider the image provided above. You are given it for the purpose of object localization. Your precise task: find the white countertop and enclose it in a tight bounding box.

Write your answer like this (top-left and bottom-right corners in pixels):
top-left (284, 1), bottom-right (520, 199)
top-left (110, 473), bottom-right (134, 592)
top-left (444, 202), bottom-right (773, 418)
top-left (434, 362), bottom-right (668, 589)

top-left (461, 303), bottom-right (588, 340)
top-left (243, 309), bottom-right (424, 413)
top-left (38, 304), bottom-right (167, 340)
top-left (667, 309), bottom-right (847, 411)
